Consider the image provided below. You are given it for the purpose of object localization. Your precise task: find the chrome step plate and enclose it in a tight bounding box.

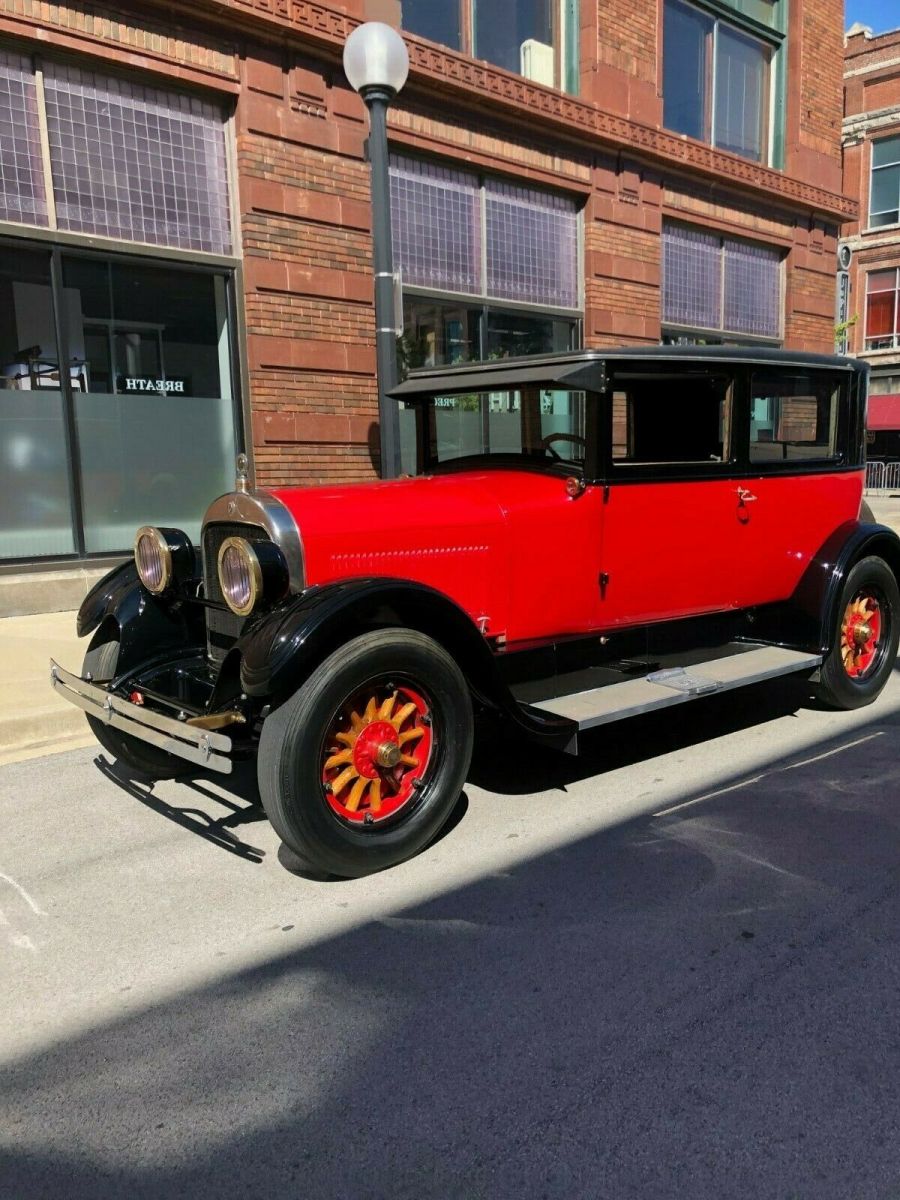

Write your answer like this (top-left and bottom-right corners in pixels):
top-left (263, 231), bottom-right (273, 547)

top-left (532, 647), bottom-right (823, 732)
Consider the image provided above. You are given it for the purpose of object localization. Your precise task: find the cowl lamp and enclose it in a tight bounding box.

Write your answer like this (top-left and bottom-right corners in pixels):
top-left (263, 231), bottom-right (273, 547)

top-left (343, 22), bottom-right (410, 478)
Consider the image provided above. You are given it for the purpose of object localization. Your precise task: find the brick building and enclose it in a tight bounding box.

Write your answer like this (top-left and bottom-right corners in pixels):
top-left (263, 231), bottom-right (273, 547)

top-left (842, 22), bottom-right (900, 459)
top-left (0, 0), bottom-right (851, 570)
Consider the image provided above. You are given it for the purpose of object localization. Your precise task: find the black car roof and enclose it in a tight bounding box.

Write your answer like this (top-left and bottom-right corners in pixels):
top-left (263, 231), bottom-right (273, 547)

top-left (390, 346), bottom-right (865, 400)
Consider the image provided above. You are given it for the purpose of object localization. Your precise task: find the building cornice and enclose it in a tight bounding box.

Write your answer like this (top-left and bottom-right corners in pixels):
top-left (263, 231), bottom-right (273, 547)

top-left (187, 0), bottom-right (855, 220)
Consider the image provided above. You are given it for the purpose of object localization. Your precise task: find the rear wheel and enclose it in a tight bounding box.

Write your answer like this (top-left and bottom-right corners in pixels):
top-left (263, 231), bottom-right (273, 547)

top-left (813, 556), bottom-right (899, 710)
top-left (82, 634), bottom-right (188, 779)
top-left (258, 628), bottom-right (473, 878)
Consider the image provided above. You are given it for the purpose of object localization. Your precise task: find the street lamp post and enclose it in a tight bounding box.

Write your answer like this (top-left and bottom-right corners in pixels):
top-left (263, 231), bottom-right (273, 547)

top-left (343, 22), bottom-right (409, 480)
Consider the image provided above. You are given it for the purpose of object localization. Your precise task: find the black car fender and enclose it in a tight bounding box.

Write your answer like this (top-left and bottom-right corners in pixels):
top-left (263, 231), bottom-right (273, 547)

top-left (76, 559), bottom-right (204, 674)
top-left (237, 577), bottom-right (575, 746)
top-left (790, 519), bottom-right (900, 652)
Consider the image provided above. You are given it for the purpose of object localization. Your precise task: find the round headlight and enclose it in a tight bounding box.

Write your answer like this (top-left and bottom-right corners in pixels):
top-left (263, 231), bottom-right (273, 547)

top-left (218, 537), bottom-right (263, 617)
top-left (134, 526), bottom-right (172, 595)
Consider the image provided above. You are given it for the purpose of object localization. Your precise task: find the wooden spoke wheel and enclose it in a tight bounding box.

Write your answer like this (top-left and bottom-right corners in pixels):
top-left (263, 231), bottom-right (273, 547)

top-left (814, 556), bottom-right (899, 710)
top-left (321, 682), bottom-right (433, 825)
top-left (840, 591), bottom-right (883, 680)
top-left (258, 628), bottom-right (473, 878)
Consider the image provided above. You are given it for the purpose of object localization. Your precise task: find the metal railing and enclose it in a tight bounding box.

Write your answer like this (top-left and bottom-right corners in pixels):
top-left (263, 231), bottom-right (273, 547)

top-left (865, 460), bottom-right (900, 494)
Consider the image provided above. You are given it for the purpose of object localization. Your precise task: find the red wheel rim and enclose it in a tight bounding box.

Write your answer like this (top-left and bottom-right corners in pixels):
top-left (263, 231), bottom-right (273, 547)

top-left (840, 590), bottom-right (883, 679)
top-left (321, 681), bottom-right (433, 824)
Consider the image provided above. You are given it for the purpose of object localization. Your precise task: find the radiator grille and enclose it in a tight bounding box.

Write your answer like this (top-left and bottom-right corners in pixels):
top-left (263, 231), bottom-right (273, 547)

top-left (202, 522), bottom-right (271, 662)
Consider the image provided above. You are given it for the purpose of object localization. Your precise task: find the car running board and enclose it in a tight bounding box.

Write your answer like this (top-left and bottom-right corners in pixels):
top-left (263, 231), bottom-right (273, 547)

top-left (529, 647), bottom-right (823, 752)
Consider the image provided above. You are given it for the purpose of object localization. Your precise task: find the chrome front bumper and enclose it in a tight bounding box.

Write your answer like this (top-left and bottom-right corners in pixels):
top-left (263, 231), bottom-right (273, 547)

top-left (50, 659), bottom-right (233, 775)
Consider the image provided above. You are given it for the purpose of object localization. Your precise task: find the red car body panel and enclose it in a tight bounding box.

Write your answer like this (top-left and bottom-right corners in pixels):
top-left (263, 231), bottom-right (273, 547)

top-left (272, 467), bottom-right (864, 648)
top-left (597, 470), bottom-right (865, 626)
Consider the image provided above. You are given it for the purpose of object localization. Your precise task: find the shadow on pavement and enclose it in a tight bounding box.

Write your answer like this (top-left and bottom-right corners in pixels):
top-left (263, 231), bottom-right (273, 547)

top-left (5, 692), bottom-right (900, 1198)
top-left (94, 756), bottom-right (268, 863)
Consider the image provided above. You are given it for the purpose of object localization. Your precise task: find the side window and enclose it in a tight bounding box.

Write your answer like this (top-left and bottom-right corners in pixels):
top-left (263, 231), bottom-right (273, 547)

top-left (749, 372), bottom-right (841, 464)
top-left (611, 374), bottom-right (732, 466)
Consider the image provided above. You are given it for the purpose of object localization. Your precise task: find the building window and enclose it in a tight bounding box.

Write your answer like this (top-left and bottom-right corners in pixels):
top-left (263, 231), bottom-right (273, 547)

top-left (0, 53), bottom-right (232, 254)
top-left (391, 154), bottom-right (580, 315)
top-left (0, 243), bottom-right (239, 562)
top-left (0, 49), bottom-right (47, 227)
top-left (663, 0), bottom-right (785, 166)
top-left (401, 0), bottom-right (579, 93)
top-left (44, 64), bottom-right (232, 253)
top-left (870, 137), bottom-right (900, 229)
top-left (662, 222), bottom-right (782, 342)
top-left (865, 269), bottom-right (900, 350)
top-left (391, 155), bottom-right (580, 369)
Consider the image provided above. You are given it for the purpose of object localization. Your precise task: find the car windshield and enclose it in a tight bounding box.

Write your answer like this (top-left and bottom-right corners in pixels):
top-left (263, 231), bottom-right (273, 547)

top-left (403, 385), bottom-right (587, 472)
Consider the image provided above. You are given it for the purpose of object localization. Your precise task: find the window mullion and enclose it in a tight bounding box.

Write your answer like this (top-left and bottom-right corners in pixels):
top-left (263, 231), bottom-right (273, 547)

top-left (709, 19), bottom-right (718, 146)
top-left (32, 56), bottom-right (57, 231)
top-left (479, 178), bottom-right (488, 300)
top-left (719, 236), bottom-right (726, 333)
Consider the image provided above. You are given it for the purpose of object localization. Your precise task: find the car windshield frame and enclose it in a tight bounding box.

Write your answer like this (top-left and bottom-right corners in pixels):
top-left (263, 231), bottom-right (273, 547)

top-left (403, 383), bottom-right (598, 477)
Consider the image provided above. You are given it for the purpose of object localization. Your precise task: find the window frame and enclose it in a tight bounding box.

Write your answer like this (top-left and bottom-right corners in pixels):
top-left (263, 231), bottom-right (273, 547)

top-left (594, 361), bottom-right (856, 485)
top-left (392, 153), bottom-right (584, 377)
top-left (868, 136), bottom-right (900, 230)
top-left (864, 268), bottom-right (900, 351)
top-left (401, 0), bottom-right (580, 94)
top-left (746, 369), bottom-right (847, 471)
top-left (662, 0), bottom-right (786, 169)
top-left (0, 44), bottom-right (235, 258)
top-left (0, 231), bottom-right (245, 565)
top-left (661, 221), bottom-right (785, 345)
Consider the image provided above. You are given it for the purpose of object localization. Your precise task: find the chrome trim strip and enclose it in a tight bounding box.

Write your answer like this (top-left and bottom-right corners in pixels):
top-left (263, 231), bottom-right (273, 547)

top-left (201, 489), bottom-right (305, 593)
top-left (50, 660), bottom-right (233, 775)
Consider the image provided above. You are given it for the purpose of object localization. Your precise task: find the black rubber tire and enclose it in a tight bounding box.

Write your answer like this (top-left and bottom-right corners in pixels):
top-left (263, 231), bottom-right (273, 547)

top-left (813, 555), bottom-right (900, 710)
top-left (82, 635), bottom-right (189, 779)
top-left (258, 628), bottom-right (473, 878)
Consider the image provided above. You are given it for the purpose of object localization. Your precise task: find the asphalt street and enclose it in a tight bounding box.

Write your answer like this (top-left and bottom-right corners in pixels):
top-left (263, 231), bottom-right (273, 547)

top-left (2, 667), bottom-right (900, 1199)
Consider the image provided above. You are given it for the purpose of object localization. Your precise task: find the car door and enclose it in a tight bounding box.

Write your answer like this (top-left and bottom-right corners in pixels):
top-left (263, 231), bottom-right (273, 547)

top-left (730, 367), bottom-right (864, 606)
top-left (596, 367), bottom-right (748, 627)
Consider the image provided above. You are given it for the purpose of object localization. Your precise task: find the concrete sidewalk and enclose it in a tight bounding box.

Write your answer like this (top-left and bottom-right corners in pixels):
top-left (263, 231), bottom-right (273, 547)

top-left (3, 495), bottom-right (900, 767)
top-left (0, 610), bottom-right (91, 766)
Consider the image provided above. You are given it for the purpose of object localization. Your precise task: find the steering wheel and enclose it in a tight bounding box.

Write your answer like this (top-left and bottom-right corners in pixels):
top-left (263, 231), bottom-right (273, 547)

top-left (541, 432), bottom-right (587, 461)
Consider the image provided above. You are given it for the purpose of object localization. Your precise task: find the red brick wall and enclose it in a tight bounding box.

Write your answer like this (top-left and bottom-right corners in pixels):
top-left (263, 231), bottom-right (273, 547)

top-left (796, 0), bottom-right (844, 176)
top-left (238, 46), bottom-right (383, 486)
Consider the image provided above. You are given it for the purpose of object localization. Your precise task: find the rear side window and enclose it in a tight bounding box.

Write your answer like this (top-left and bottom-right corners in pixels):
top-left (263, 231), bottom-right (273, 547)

top-left (749, 372), bottom-right (841, 464)
top-left (611, 373), bottom-right (732, 465)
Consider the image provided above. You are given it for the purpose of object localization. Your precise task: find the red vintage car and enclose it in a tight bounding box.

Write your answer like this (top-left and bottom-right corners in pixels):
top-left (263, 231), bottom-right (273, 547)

top-left (52, 348), bottom-right (900, 876)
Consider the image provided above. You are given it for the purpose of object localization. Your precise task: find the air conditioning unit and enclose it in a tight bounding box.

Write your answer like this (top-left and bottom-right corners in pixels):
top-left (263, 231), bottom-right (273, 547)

top-left (520, 39), bottom-right (554, 87)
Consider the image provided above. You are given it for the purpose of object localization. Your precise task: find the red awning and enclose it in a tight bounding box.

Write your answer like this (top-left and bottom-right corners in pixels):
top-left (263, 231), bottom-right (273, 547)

top-left (868, 394), bottom-right (900, 431)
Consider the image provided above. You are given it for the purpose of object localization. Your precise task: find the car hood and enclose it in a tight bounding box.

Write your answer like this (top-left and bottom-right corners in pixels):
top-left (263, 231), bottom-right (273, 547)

top-left (270, 469), bottom-right (578, 638)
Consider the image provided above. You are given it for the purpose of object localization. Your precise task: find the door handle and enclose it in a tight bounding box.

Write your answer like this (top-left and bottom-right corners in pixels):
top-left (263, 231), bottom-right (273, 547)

top-left (736, 487), bottom-right (758, 504)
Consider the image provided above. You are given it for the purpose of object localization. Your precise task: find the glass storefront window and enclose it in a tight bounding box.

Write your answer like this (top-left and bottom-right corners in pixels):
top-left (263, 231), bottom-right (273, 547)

top-left (0, 246), bottom-right (76, 559)
top-left (61, 255), bottom-right (236, 554)
top-left (401, 298), bottom-right (483, 370)
top-left (485, 309), bottom-right (575, 358)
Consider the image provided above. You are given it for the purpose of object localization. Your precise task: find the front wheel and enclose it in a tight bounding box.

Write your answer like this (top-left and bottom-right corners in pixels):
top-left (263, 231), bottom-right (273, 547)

top-left (258, 629), bottom-right (473, 878)
top-left (813, 556), bottom-right (900, 710)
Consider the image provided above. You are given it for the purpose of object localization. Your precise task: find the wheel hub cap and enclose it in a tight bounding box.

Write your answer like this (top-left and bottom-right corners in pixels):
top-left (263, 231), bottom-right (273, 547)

top-left (841, 593), bottom-right (882, 678)
top-left (321, 685), bottom-right (433, 824)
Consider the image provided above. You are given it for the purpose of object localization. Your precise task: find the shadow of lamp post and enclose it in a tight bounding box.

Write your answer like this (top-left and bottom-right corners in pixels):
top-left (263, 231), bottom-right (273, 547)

top-left (343, 21), bottom-right (409, 479)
